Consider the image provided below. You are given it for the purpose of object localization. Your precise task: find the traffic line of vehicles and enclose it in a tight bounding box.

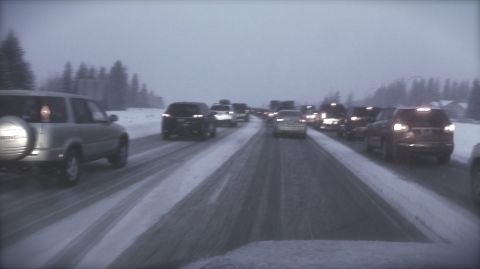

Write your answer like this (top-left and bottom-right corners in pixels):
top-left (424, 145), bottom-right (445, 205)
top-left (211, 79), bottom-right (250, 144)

top-left (255, 100), bottom-right (479, 206)
top-left (0, 91), bottom-right (251, 187)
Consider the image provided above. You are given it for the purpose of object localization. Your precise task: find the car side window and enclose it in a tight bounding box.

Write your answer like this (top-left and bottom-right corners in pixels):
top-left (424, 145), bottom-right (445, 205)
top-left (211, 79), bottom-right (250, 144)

top-left (86, 101), bottom-right (108, 122)
top-left (71, 98), bottom-right (93, 124)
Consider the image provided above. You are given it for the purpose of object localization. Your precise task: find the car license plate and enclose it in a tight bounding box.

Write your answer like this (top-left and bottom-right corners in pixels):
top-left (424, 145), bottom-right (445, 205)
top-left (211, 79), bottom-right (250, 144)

top-left (177, 118), bottom-right (185, 122)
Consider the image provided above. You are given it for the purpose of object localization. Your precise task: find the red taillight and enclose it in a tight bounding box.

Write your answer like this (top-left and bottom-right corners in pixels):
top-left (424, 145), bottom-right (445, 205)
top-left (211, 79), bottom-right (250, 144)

top-left (40, 105), bottom-right (51, 122)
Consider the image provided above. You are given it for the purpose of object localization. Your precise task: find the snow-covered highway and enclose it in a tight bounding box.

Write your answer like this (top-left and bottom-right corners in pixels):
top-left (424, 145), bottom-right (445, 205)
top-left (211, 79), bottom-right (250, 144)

top-left (0, 117), bottom-right (479, 269)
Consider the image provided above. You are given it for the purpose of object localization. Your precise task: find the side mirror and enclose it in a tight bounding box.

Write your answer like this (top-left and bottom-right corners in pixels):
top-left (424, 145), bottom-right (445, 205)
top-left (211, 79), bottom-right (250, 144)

top-left (109, 114), bottom-right (118, 122)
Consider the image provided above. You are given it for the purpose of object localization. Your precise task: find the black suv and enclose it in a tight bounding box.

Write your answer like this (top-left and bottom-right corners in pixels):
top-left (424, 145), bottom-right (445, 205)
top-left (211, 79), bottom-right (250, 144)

top-left (365, 107), bottom-right (454, 163)
top-left (162, 102), bottom-right (216, 140)
top-left (232, 103), bottom-right (250, 122)
top-left (338, 106), bottom-right (381, 139)
top-left (315, 102), bottom-right (346, 131)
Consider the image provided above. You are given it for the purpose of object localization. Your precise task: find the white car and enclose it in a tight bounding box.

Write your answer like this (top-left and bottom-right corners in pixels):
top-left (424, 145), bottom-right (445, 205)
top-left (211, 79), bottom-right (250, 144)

top-left (211, 104), bottom-right (237, 127)
top-left (469, 143), bottom-right (480, 206)
top-left (273, 110), bottom-right (307, 138)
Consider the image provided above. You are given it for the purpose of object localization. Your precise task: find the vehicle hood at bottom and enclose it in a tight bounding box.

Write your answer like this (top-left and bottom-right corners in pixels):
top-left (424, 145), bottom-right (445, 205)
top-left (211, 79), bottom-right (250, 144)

top-left (182, 240), bottom-right (478, 269)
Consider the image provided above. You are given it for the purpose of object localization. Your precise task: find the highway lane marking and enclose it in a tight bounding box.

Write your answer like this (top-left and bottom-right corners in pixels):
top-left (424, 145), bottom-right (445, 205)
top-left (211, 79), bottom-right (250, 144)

top-left (308, 129), bottom-right (480, 251)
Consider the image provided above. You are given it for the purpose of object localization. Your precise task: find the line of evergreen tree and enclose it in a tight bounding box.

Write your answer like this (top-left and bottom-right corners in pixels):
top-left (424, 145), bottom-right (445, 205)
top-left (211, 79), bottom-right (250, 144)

top-left (357, 77), bottom-right (479, 120)
top-left (0, 31), bottom-right (35, 90)
top-left (41, 61), bottom-right (164, 111)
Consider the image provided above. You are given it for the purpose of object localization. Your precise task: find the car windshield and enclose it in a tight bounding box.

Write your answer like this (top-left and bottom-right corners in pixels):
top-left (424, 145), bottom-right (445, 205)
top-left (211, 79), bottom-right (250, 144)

top-left (211, 105), bottom-right (230, 111)
top-left (1, 1), bottom-right (479, 269)
top-left (397, 109), bottom-right (449, 123)
top-left (278, 110), bottom-right (302, 117)
top-left (0, 96), bottom-right (67, 123)
top-left (232, 103), bottom-right (247, 112)
top-left (167, 104), bottom-right (200, 116)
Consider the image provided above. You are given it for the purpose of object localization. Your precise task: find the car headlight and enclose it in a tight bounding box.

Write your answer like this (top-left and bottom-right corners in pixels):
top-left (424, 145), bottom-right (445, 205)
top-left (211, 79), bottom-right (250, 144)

top-left (444, 124), bottom-right (455, 132)
top-left (393, 123), bottom-right (409, 132)
top-left (321, 113), bottom-right (326, 119)
top-left (350, 116), bottom-right (360, 121)
top-left (276, 118), bottom-right (284, 122)
top-left (162, 113), bottom-right (171, 117)
top-left (193, 114), bottom-right (203, 118)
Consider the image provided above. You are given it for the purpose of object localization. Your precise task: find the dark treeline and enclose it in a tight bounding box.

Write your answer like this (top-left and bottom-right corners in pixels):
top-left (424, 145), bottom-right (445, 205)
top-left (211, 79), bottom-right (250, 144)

top-left (0, 31), bottom-right (35, 90)
top-left (41, 61), bottom-right (164, 110)
top-left (341, 77), bottom-right (479, 120)
top-left (0, 30), bottom-right (164, 111)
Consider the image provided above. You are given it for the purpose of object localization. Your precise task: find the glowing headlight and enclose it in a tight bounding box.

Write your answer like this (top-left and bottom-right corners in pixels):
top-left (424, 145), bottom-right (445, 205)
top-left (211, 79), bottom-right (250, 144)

top-left (193, 114), bottom-right (203, 118)
top-left (276, 118), bottom-right (284, 122)
top-left (393, 123), bottom-right (409, 132)
top-left (444, 124), bottom-right (455, 132)
top-left (350, 116), bottom-right (360, 121)
top-left (321, 113), bottom-right (327, 119)
top-left (162, 113), bottom-right (171, 117)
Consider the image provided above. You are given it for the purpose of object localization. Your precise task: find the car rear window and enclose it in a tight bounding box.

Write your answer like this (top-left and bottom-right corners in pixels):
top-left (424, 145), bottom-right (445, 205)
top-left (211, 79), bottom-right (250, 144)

top-left (211, 105), bottom-right (230, 111)
top-left (232, 103), bottom-right (247, 112)
top-left (0, 96), bottom-right (67, 123)
top-left (353, 107), bottom-right (381, 117)
top-left (167, 104), bottom-right (200, 116)
top-left (397, 109), bottom-right (449, 123)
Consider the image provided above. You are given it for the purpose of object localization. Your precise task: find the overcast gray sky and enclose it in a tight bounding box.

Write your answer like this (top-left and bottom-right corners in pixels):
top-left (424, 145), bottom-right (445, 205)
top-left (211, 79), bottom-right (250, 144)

top-left (1, 0), bottom-right (479, 106)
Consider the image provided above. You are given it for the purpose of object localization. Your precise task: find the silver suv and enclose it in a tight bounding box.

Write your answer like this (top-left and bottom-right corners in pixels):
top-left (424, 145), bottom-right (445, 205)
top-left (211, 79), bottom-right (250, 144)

top-left (0, 90), bottom-right (129, 186)
top-left (470, 143), bottom-right (480, 206)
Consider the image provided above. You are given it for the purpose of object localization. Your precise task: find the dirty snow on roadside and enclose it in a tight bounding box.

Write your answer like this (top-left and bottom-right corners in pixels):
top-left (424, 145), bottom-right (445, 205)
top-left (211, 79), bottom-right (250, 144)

top-left (453, 121), bottom-right (480, 164)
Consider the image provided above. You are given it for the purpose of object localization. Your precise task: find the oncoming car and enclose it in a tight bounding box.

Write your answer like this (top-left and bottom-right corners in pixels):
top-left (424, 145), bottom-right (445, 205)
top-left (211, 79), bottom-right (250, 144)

top-left (338, 106), bottom-right (381, 139)
top-left (315, 102), bottom-right (346, 131)
top-left (272, 110), bottom-right (307, 138)
top-left (0, 90), bottom-right (129, 186)
top-left (365, 107), bottom-right (454, 164)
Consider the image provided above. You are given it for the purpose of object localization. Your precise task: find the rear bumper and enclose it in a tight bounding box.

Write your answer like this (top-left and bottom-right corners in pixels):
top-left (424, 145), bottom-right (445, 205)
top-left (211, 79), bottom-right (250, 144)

top-left (396, 142), bottom-right (453, 155)
top-left (162, 120), bottom-right (205, 136)
top-left (275, 124), bottom-right (307, 134)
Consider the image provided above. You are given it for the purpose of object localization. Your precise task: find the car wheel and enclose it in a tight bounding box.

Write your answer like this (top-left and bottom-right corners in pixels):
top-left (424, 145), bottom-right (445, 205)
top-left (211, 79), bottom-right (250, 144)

top-left (162, 132), bottom-right (170, 140)
top-left (210, 127), bottom-right (217, 137)
top-left (198, 128), bottom-right (208, 141)
top-left (436, 154), bottom-right (450, 164)
top-left (109, 141), bottom-right (128, 168)
top-left (471, 162), bottom-right (480, 206)
top-left (381, 139), bottom-right (393, 162)
top-left (58, 149), bottom-right (81, 187)
top-left (300, 133), bottom-right (307, 139)
top-left (337, 131), bottom-right (343, 138)
top-left (365, 136), bottom-right (373, 153)
top-left (346, 133), bottom-right (354, 141)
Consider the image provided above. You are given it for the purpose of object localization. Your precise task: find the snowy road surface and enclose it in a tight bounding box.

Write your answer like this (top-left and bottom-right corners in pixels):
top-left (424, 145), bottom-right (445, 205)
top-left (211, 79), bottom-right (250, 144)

top-left (0, 117), bottom-right (479, 269)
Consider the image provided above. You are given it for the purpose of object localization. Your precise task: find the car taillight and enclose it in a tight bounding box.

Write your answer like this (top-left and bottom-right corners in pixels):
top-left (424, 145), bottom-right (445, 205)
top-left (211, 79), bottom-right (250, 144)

top-left (444, 124), bottom-right (455, 132)
top-left (40, 105), bottom-right (51, 122)
top-left (393, 123), bottom-right (409, 132)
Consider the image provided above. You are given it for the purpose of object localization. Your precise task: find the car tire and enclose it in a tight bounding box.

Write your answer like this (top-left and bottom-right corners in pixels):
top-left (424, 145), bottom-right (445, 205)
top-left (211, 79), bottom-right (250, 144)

top-left (365, 136), bottom-right (373, 153)
top-left (0, 116), bottom-right (35, 161)
top-left (471, 162), bottom-right (480, 206)
top-left (109, 140), bottom-right (128, 168)
top-left (58, 149), bottom-right (81, 187)
top-left (337, 131), bottom-right (343, 138)
top-left (381, 139), bottom-right (393, 162)
top-left (300, 133), bottom-right (307, 139)
top-left (198, 128), bottom-right (208, 141)
top-left (210, 127), bottom-right (216, 138)
top-left (346, 133), bottom-right (354, 141)
top-left (162, 132), bottom-right (170, 140)
top-left (436, 154), bottom-right (450, 164)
